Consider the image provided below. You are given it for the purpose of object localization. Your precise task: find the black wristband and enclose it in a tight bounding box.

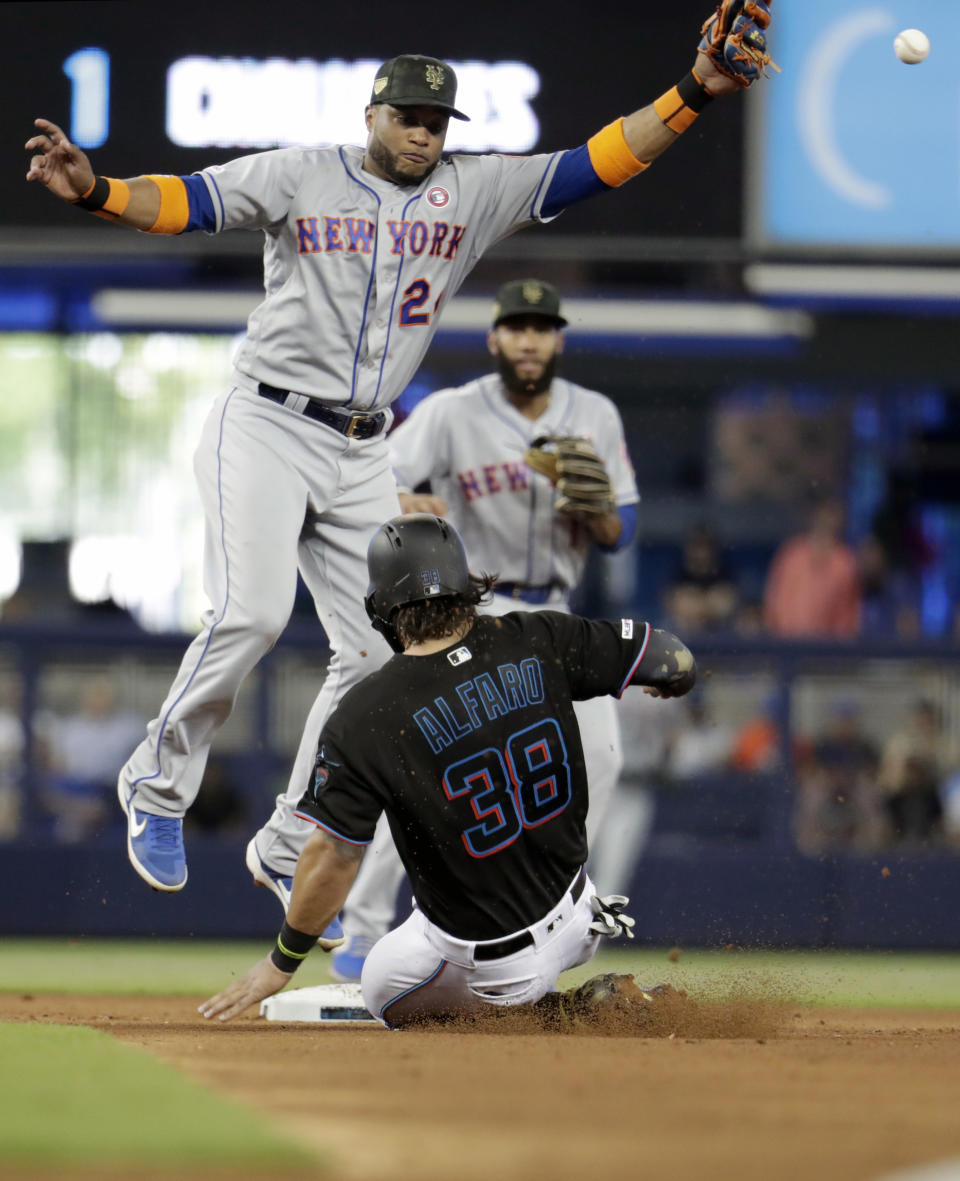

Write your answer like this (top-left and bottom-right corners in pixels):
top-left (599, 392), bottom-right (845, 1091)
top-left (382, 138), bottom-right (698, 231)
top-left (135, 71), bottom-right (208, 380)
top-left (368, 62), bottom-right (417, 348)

top-left (269, 921), bottom-right (318, 974)
top-left (72, 175), bottom-right (110, 212)
top-left (676, 71), bottom-right (714, 113)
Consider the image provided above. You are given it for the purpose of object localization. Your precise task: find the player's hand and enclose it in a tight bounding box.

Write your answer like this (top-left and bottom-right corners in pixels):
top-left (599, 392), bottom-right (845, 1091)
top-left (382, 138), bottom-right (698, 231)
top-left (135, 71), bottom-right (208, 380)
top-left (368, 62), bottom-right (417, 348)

top-left (399, 491), bottom-right (448, 515)
top-left (585, 511), bottom-right (622, 548)
top-left (694, 0), bottom-right (777, 96)
top-left (25, 118), bottom-right (95, 201)
top-left (198, 955), bottom-right (293, 1022)
top-left (692, 50), bottom-right (743, 96)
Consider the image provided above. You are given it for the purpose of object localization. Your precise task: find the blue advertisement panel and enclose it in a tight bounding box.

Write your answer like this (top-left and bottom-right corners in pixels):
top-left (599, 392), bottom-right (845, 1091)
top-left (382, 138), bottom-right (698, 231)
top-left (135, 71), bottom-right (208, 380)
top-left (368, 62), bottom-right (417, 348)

top-left (753, 0), bottom-right (960, 248)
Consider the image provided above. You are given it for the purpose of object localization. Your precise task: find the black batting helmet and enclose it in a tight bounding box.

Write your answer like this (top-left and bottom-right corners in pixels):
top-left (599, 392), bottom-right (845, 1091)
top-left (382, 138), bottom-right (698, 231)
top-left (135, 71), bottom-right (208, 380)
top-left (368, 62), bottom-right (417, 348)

top-left (364, 513), bottom-right (474, 652)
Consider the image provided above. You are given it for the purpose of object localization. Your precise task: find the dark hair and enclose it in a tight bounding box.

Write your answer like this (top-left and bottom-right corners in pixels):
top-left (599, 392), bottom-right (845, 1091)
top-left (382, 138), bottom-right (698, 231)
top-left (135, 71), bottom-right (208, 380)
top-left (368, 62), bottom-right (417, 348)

top-left (394, 573), bottom-right (497, 647)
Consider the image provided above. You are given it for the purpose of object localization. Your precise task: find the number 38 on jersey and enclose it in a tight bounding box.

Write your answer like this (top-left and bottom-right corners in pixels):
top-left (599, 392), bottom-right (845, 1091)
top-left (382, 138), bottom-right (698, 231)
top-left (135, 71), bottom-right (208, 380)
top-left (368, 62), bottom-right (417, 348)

top-left (442, 718), bottom-right (573, 858)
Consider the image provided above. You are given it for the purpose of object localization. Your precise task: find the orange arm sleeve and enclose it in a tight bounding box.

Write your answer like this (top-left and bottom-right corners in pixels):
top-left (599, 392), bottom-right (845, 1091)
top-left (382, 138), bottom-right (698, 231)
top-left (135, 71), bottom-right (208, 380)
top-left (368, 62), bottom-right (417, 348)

top-left (145, 175), bottom-right (190, 235)
top-left (586, 119), bottom-right (650, 187)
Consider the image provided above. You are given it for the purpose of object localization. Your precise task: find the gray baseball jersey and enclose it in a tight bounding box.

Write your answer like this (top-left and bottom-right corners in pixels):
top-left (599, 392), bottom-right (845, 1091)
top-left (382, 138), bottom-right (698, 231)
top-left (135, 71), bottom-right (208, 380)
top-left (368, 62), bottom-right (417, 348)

top-left (388, 374), bottom-right (639, 591)
top-left (196, 146), bottom-right (563, 405)
top-left (117, 132), bottom-right (620, 895)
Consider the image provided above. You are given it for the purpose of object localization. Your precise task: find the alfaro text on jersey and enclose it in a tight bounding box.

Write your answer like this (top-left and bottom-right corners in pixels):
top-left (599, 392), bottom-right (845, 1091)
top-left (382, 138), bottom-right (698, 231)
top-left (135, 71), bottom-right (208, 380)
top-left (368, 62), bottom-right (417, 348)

top-left (413, 656), bottom-right (545, 754)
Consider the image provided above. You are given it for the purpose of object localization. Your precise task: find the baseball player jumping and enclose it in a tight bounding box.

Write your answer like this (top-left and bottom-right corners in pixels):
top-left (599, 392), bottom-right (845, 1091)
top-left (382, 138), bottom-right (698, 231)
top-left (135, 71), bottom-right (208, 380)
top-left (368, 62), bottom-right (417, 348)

top-left (330, 278), bottom-right (639, 980)
top-left (25, 3), bottom-right (775, 911)
top-left (200, 514), bottom-right (697, 1027)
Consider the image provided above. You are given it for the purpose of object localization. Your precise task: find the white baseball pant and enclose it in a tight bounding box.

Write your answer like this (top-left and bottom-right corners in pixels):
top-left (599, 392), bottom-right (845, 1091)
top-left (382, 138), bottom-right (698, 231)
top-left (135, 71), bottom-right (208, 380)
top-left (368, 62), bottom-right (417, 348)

top-left (361, 869), bottom-right (600, 1027)
top-left (119, 378), bottom-right (397, 872)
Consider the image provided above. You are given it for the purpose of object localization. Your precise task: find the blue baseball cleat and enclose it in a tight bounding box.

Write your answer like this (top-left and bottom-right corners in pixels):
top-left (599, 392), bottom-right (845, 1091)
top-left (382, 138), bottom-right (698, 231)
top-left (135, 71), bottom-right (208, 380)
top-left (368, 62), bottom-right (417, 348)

top-left (245, 838), bottom-right (343, 944)
top-left (329, 934), bottom-right (377, 983)
top-left (117, 778), bottom-right (187, 891)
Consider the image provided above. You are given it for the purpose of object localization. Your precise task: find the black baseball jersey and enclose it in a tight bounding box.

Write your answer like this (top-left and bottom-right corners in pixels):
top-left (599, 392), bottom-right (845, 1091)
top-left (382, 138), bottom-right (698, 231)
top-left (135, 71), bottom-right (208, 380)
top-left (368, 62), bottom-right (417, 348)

top-left (295, 611), bottom-right (655, 940)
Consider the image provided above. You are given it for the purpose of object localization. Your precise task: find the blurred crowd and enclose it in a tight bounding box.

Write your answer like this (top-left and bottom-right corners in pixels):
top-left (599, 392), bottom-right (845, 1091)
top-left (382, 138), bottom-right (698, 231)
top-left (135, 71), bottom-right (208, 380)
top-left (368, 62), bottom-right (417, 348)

top-left (0, 673), bottom-right (247, 845)
top-left (635, 487), bottom-right (960, 853)
top-left (662, 495), bottom-right (930, 644)
top-left (794, 695), bottom-right (960, 854)
top-left (596, 686), bottom-right (960, 864)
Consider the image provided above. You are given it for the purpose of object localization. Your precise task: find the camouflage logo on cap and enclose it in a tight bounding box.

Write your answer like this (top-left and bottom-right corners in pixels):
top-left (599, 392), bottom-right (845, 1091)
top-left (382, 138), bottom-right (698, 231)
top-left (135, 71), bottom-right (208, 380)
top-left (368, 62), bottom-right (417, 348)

top-left (424, 63), bottom-right (445, 90)
top-left (373, 76), bottom-right (388, 95)
top-left (522, 281), bottom-right (544, 304)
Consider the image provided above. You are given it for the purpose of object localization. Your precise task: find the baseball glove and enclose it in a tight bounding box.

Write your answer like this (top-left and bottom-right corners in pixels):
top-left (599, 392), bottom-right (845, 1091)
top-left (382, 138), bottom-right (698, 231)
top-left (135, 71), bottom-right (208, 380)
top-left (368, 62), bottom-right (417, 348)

top-left (523, 435), bottom-right (616, 517)
top-left (698, 0), bottom-right (780, 88)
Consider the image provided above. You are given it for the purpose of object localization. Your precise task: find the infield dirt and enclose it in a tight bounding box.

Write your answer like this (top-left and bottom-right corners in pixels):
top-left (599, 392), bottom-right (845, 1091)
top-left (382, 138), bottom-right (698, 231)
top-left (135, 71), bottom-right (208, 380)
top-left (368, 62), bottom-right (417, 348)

top-left (2, 992), bottom-right (959, 1181)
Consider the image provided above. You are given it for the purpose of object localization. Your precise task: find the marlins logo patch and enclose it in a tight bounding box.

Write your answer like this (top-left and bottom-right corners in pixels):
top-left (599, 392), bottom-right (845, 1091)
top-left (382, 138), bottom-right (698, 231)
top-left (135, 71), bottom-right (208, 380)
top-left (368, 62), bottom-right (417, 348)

top-left (426, 186), bottom-right (450, 208)
top-left (312, 744), bottom-right (339, 797)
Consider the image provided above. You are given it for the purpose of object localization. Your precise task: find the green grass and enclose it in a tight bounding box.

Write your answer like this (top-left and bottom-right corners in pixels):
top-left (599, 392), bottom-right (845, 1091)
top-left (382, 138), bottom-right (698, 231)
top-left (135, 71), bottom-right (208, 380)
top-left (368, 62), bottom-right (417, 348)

top-left (1, 939), bottom-right (958, 1008)
top-left (0, 1023), bottom-right (319, 1169)
top-left (0, 937), bottom-right (292, 996)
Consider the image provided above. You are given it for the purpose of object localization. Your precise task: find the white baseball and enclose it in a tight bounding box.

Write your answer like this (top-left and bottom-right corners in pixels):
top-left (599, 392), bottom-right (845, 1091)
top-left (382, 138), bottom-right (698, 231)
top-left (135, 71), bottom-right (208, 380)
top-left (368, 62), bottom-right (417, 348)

top-left (894, 28), bottom-right (930, 64)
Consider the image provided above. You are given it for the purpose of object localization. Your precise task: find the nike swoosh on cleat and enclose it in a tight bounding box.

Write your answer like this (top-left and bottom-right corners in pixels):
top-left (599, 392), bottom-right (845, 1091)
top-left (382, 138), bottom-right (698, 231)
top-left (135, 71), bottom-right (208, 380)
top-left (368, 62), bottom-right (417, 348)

top-left (129, 807), bottom-right (148, 838)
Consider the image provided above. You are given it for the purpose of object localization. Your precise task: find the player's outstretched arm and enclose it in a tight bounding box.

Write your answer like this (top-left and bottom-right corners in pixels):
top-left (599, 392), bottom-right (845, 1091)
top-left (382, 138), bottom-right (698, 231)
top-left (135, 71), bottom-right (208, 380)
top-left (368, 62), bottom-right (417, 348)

top-left (286, 829), bottom-right (363, 938)
top-left (26, 118), bottom-right (161, 230)
top-left (543, 1), bottom-right (776, 214)
top-left (630, 627), bottom-right (697, 699)
top-left (620, 1), bottom-right (776, 165)
top-left (199, 830), bottom-right (362, 1023)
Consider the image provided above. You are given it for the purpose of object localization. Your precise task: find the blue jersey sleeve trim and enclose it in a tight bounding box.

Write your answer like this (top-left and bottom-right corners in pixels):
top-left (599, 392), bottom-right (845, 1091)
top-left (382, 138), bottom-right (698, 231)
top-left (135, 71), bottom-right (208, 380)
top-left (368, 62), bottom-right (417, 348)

top-left (617, 622), bottom-right (651, 698)
top-left (596, 502), bottom-right (638, 553)
top-left (528, 150), bottom-right (561, 222)
top-left (292, 810), bottom-right (373, 846)
top-left (182, 174), bottom-right (218, 232)
top-left (541, 146), bottom-right (611, 219)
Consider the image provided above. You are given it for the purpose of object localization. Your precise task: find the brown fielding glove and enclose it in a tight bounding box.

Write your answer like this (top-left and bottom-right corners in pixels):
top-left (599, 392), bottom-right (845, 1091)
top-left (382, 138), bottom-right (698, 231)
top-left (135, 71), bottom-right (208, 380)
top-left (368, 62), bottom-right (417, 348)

top-left (523, 435), bottom-right (616, 517)
top-left (698, 0), bottom-right (780, 88)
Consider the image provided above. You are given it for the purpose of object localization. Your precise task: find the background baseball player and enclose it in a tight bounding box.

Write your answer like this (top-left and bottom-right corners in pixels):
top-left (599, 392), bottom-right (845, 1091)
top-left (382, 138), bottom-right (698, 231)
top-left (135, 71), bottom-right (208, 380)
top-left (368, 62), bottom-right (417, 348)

top-left (331, 278), bottom-right (639, 980)
top-left (200, 513), bottom-right (697, 1027)
top-left (24, 4), bottom-right (775, 909)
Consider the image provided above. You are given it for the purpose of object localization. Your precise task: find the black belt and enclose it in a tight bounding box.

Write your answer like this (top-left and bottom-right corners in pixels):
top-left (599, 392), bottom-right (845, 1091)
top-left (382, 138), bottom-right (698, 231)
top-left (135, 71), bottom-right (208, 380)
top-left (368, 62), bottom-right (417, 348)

top-left (494, 581), bottom-right (565, 605)
top-left (473, 867), bottom-right (587, 961)
top-left (257, 382), bottom-right (387, 440)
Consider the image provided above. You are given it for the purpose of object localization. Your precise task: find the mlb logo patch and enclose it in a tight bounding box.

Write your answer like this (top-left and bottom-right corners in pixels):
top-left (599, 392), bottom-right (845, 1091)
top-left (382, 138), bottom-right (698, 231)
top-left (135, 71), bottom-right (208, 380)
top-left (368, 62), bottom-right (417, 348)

top-left (426, 186), bottom-right (450, 208)
top-left (421, 567), bottom-right (441, 596)
top-left (621, 619), bottom-right (634, 639)
top-left (447, 645), bottom-right (472, 667)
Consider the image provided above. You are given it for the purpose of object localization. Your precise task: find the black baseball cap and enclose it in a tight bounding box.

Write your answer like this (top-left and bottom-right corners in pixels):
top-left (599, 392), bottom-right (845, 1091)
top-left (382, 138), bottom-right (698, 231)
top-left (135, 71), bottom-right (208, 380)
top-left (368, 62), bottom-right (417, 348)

top-left (492, 279), bottom-right (568, 328)
top-left (369, 55), bottom-right (470, 121)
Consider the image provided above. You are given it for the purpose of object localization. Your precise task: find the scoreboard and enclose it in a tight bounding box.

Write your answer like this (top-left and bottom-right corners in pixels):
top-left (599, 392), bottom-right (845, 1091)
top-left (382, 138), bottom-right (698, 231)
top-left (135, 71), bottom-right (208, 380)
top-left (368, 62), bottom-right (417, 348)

top-left (3, 0), bottom-right (743, 239)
